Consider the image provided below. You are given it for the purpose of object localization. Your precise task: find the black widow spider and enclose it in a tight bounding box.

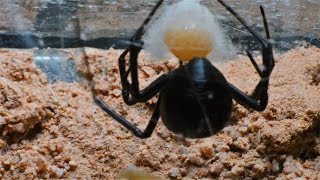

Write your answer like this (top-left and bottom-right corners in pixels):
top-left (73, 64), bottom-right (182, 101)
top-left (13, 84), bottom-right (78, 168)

top-left (93, 0), bottom-right (275, 138)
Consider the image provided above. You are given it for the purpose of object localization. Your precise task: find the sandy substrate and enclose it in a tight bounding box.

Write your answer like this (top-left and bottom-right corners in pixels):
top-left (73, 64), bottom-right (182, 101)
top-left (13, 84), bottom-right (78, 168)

top-left (0, 47), bottom-right (319, 179)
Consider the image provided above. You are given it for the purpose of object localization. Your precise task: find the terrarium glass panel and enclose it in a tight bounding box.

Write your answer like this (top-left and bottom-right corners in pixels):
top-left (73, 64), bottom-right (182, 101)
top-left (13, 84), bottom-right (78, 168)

top-left (0, 0), bottom-right (319, 179)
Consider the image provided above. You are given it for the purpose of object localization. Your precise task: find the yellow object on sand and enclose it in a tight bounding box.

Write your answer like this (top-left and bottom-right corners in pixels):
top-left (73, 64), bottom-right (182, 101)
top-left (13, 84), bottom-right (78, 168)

top-left (118, 169), bottom-right (162, 180)
top-left (165, 28), bottom-right (213, 62)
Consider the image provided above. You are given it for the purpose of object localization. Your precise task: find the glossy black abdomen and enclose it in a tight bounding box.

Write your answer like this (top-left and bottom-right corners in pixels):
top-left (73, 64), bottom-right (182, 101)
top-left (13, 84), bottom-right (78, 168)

top-left (159, 59), bottom-right (233, 138)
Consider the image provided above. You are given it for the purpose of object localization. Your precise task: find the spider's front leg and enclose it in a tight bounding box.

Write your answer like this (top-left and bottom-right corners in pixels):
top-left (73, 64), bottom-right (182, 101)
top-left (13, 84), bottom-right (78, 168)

top-left (118, 0), bottom-right (166, 106)
top-left (94, 95), bottom-right (161, 138)
top-left (218, 0), bottom-right (275, 111)
top-left (92, 0), bottom-right (168, 139)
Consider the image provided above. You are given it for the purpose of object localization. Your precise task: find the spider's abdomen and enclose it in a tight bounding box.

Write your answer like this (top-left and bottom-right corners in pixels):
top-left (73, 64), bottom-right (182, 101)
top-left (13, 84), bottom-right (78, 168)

top-left (159, 58), bottom-right (232, 138)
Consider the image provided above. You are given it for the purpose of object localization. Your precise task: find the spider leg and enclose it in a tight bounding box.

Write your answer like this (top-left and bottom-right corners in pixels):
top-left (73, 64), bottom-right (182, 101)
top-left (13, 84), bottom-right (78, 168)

top-left (217, 0), bottom-right (268, 47)
top-left (124, 73), bottom-right (170, 105)
top-left (217, 0), bottom-right (275, 76)
top-left (94, 95), bottom-right (161, 139)
top-left (217, 0), bottom-right (275, 111)
top-left (259, 6), bottom-right (274, 76)
top-left (119, 0), bottom-right (165, 105)
top-left (260, 6), bottom-right (270, 39)
top-left (246, 51), bottom-right (263, 77)
top-left (246, 50), bottom-right (268, 100)
top-left (228, 78), bottom-right (269, 111)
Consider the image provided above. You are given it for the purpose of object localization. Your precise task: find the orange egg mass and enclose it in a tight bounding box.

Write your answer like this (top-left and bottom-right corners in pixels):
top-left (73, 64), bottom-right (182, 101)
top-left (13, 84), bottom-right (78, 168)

top-left (164, 28), bottom-right (213, 61)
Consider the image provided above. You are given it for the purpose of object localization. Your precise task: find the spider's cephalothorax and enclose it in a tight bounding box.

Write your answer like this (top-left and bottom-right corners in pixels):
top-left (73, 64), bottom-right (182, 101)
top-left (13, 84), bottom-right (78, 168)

top-left (94, 0), bottom-right (275, 139)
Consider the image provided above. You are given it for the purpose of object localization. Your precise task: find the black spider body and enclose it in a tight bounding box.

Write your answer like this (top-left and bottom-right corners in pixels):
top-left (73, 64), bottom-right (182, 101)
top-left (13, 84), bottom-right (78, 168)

top-left (93, 0), bottom-right (275, 139)
top-left (160, 58), bottom-right (232, 138)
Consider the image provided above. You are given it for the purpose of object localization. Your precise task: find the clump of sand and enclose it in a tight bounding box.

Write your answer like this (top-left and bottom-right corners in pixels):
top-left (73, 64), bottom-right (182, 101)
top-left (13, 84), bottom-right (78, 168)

top-left (0, 47), bottom-right (319, 179)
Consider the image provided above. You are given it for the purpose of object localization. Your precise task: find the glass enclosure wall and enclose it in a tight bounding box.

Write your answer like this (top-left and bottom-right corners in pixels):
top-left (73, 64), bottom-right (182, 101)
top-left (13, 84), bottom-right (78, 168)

top-left (0, 0), bottom-right (319, 50)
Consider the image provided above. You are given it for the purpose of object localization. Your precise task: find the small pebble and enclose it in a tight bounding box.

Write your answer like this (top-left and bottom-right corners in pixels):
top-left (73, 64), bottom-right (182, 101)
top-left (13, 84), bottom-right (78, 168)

top-left (56, 142), bottom-right (64, 153)
top-left (253, 161), bottom-right (265, 173)
top-left (216, 144), bottom-right (230, 152)
top-left (272, 159), bottom-right (280, 173)
top-left (14, 123), bottom-right (25, 133)
top-left (231, 165), bottom-right (244, 176)
top-left (69, 160), bottom-right (78, 170)
top-left (0, 117), bottom-right (6, 125)
top-left (200, 146), bottom-right (214, 159)
top-left (187, 154), bottom-right (204, 166)
top-left (0, 139), bottom-right (6, 149)
top-left (168, 168), bottom-right (180, 178)
top-left (210, 163), bottom-right (224, 176)
top-left (54, 167), bottom-right (65, 178)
